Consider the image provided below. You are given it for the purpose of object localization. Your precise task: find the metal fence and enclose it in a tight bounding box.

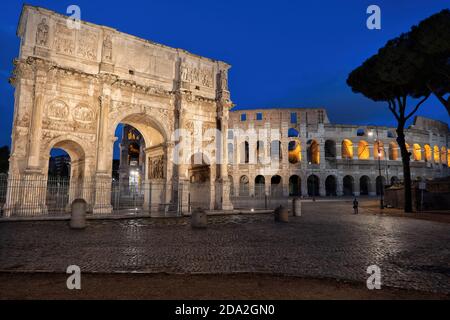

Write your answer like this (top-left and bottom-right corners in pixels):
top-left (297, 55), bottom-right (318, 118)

top-left (231, 184), bottom-right (289, 210)
top-left (0, 174), bottom-right (296, 217)
top-left (0, 174), bottom-right (175, 217)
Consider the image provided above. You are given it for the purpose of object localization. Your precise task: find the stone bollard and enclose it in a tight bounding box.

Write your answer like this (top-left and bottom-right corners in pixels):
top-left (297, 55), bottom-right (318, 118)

top-left (191, 207), bottom-right (207, 229)
top-left (70, 198), bottom-right (87, 229)
top-left (293, 198), bottom-right (302, 217)
top-left (274, 205), bottom-right (289, 223)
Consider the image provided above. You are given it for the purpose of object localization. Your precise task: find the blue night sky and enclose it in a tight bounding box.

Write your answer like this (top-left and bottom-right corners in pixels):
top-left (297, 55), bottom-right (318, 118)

top-left (0, 0), bottom-right (449, 155)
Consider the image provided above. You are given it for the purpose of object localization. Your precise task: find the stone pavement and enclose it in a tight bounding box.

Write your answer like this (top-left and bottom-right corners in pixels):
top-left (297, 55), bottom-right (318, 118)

top-left (0, 201), bottom-right (449, 294)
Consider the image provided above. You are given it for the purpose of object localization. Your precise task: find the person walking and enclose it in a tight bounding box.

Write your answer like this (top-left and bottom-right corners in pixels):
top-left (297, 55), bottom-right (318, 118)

top-left (353, 197), bottom-right (359, 214)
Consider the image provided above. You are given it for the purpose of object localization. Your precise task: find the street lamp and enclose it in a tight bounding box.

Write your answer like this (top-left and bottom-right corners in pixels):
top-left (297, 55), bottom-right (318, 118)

top-left (369, 127), bottom-right (384, 209)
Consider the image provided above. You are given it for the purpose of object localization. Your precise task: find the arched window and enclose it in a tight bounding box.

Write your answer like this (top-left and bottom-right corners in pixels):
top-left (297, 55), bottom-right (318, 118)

top-left (389, 142), bottom-right (398, 160)
top-left (413, 144), bottom-right (422, 161)
top-left (424, 144), bottom-right (432, 162)
top-left (256, 141), bottom-right (264, 164)
top-left (255, 175), bottom-right (265, 196)
top-left (434, 145), bottom-right (440, 163)
top-left (356, 128), bottom-right (365, 136)
top-left (288, 140), bottom-right (301, 164)
top-left (271, 175), bottom-right (283, 197)
top-left (358, 140), bottom-right (370, 160)
top-left (441, 147), bottom-right (447, 166)
top-left (288, 128), bottom-right (300, 138)
top-left (270, 140), bottom-right (282, 161)
top-left (325, 140), bottom-right (336, 159)
top-left (289, 175), bottom-right (301, 196)
top-left (240, 141), bottom-right (249, 164)
top-left (343, 175), bottom-right (354, 196)
top-left (360, 176), bottom-right (370, 195)
top-left (325, 175), bottom-right (337, 196)
top-left (342, 139), bottom-right (353, 159)
top-left (307, 175), bottom-right (319, 196)
top-left (307, 140), bottom-right (320, 164)
top-left (239, 175), bottom-right (249, 196)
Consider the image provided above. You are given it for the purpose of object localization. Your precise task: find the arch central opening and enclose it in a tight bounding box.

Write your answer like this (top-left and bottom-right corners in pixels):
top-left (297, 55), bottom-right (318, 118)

top-left (111, 113), bottom-right (167, 213)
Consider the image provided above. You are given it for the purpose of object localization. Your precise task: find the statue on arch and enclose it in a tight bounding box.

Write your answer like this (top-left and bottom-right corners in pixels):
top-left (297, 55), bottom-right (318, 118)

top-left (36, 18), bottom-right (49, 47)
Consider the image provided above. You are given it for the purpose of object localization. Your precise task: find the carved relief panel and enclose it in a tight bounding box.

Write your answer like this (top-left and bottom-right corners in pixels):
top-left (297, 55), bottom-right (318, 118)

top-left (42, 99), bottom-right (97, 133)
top-left (53, 23), bottom-right (75, 55)
top-left (77, 29), bottom-right (98, 61)
top-left (180, 60), bottom-right (214, 88)
top-left (148, 155), bottom-right (164, 179)
top-left (53, 23), bottom-right (99, 61)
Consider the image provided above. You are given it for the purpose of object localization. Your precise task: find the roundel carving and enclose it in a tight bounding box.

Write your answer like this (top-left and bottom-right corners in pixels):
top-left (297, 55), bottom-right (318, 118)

top-left (47, 100), bottom-right (69, 120)
top-left (73, 104), bottom-right (95, 124)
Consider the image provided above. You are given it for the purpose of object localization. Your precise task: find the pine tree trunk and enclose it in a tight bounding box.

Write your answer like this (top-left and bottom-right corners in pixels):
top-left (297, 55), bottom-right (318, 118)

top-left (396, 123), bottom-right (413, 213)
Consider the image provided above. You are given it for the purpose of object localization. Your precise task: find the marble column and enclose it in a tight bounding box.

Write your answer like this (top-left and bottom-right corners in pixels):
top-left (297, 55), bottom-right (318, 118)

top-left (93, 93), bottom-right (113, 214)
top-left (219, 117), bottom-right (233, 211)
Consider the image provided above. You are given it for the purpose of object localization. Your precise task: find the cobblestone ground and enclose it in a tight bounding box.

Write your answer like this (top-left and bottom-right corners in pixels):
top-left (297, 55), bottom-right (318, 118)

top-left (0, 201), bottom-right (449, 294)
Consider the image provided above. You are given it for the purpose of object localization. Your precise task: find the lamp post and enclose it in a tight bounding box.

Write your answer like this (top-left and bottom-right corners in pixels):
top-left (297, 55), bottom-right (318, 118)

top-left (308, 161), bottom-right (316, 202)
top-left (369, 127), bottom-right (384, 209)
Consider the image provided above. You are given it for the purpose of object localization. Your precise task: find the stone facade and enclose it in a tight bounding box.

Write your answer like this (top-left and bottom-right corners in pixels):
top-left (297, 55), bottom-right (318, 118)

top-left (227, 108), bottom-right (450, 198)
top-left (4, 5), bottom-right (233, 216)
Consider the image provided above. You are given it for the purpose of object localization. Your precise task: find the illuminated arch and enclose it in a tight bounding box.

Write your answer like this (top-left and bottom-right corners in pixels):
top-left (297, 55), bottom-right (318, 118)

top-left (434, 145), bottom-right (440, 163)
top-left (412, 144), bottom-right (422, 161)
top-left (307, 140), bottom-right (320, 164)
top-left (424, 144), bottom-right (432, 162)
top-left (342, 139), bottom-right (353, 159)
top-left (358, 140), bottom-right (370, 160)
top-left (389, 142), bottom-right (398, 160)
top-left (288, 140), bottom-right (301, 164)
top-left (441, 147), bottom-right (447, 165)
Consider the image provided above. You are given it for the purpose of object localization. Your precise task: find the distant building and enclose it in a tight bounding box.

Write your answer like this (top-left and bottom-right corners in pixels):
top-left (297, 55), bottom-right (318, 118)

top-left (118, 125), bottom-right (146, 188)
top-left (48, 155), bottom-right (70, 177)
top-left (227, 108), bottom-right (449, 198)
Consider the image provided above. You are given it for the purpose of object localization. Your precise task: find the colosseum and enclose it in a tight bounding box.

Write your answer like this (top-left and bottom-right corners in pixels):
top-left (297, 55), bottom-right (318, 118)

top-left (225, 108), bottom-right (450, 202)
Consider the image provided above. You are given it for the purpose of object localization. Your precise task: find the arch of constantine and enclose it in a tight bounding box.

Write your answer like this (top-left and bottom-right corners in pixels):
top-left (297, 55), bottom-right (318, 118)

top-left (4, 5), bottom-right (233, 216)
